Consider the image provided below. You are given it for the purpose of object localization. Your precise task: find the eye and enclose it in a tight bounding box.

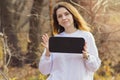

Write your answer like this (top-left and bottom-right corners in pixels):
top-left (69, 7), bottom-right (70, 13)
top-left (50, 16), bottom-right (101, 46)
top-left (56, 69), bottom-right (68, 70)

top-left (57, 14), bottom-right (62, 18)
top-left (65, 12), bottom-right (70, 16)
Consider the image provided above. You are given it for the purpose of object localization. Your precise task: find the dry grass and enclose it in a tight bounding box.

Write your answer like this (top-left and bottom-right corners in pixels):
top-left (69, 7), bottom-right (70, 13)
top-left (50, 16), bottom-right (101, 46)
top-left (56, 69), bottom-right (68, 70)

top-left (6, 64), bottom-right (120, 80)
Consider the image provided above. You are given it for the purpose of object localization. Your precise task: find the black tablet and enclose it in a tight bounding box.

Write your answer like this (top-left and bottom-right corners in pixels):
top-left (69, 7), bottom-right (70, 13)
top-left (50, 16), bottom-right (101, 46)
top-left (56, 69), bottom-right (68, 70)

top-left (49, 37), bottom-right (85, 53)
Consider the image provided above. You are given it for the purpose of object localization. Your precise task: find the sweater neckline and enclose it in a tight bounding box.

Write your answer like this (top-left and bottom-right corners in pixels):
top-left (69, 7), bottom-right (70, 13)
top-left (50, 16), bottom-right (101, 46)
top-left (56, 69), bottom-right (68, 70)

top-left (63, 29), bottom-right (80, 35)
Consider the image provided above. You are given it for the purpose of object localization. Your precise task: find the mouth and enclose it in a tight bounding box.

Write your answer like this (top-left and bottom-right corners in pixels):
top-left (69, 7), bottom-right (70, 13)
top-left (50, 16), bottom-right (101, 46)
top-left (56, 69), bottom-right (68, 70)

top-left (62, 20), bottom-right (68, 23)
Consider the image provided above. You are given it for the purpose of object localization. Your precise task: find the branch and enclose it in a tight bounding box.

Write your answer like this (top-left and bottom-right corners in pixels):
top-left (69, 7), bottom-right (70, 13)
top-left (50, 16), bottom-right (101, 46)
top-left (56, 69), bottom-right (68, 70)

top-left (94, 21), bottom-right (120, 34)
top-left (69, 0), bottom-right (91, 15)
top-left (92, 0), bottom-right (108, 14)
top-left (0, 32), bottom-right (11, 79)
top-left (0, 69), bottom-right (9, 80)
top-left (0, 32), bottom-right (4, 37)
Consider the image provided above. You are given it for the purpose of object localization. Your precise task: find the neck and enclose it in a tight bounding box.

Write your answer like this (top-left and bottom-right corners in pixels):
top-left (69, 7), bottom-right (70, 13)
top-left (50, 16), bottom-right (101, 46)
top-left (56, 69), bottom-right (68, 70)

top-left (64, 27), bottom-right (77, 34)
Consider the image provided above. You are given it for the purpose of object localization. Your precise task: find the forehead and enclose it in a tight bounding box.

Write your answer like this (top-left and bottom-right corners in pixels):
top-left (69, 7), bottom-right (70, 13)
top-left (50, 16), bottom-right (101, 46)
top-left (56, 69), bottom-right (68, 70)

top-left (56, 7), bottom-right (69, 15)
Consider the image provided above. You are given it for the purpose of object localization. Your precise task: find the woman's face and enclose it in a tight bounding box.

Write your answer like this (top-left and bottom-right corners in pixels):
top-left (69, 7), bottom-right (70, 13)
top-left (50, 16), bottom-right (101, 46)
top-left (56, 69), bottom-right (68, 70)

top-left (56, 7), bottom-right (74, 29)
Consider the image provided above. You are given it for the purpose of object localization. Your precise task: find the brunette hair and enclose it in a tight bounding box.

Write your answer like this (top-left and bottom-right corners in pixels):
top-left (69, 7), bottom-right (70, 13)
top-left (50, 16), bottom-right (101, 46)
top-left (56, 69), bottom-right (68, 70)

top-left (52, 2), bottom-right (90, 35)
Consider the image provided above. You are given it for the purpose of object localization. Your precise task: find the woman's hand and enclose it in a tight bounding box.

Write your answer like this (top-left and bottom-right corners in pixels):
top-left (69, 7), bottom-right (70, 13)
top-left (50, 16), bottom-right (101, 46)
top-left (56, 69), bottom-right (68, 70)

top-left (41, 34), bottom-right (50, 57)
top-left (82, 43), bottom-right (89, 60)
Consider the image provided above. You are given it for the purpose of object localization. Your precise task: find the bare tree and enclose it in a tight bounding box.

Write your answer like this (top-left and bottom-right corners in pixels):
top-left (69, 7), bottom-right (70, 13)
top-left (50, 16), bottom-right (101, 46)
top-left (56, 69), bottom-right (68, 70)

top-left (1, 0), bottom-right (23, 67)
top-left (25, 0), bottom-right (44, 67)
top-left (1, 0), bottom-right (34, 67)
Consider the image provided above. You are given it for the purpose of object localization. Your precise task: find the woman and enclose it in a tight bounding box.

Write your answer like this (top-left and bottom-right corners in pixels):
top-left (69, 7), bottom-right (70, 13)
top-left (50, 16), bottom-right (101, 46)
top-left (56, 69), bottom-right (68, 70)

top-left (39, 2), bottom-right (101, 80)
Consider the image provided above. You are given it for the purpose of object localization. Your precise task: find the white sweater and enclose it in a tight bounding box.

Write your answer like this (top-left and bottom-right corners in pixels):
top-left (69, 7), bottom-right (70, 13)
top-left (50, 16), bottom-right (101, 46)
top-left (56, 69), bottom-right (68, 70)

top-left (39, 30), bottom-right (101, 80)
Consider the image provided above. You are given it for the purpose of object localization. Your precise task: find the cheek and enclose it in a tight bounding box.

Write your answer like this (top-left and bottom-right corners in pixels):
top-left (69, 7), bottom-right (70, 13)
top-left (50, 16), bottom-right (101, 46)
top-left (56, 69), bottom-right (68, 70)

top-left (70, 16), bottom-right (74, 22)
top-left (57, 19), bottom-right (62, 24)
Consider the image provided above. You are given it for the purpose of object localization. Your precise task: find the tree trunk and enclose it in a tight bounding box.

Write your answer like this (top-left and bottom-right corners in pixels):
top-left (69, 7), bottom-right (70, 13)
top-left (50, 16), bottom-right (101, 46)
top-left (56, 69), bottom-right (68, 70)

top-left (1, 0), bottom-right (23, 67)
top-left (1, 0), bottom-right (34, 67)
top-left (25, 0), bottom-right (44, 67)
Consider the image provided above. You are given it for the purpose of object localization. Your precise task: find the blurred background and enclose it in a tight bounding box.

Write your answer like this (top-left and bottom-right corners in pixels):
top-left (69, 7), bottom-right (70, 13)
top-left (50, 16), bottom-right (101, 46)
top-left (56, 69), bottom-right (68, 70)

top-left (0, 0), bottom-right (120, 80)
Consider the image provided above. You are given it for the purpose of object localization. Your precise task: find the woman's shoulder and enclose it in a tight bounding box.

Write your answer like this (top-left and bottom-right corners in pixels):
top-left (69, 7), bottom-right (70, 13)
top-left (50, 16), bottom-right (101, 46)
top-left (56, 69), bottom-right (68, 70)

top-left (53, 32), bottom-right (65, 37)
top-left (77, 30), bottom-right (95, 41)
top-left (78, 30), bottom-right (93, 36)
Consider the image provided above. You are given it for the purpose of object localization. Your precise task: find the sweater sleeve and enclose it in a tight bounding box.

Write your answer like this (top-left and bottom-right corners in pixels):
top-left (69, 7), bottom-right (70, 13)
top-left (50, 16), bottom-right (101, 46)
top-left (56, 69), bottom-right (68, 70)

top-left (39, 49), bottom-right (53, 75)
top-left (84, 32), bottom-right (101, 72)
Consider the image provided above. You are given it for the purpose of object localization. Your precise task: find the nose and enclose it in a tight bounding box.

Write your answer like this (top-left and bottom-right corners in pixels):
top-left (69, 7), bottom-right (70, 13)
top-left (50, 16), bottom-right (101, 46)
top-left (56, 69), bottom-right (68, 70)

top-left (62, 15), bottom-right (66, 19)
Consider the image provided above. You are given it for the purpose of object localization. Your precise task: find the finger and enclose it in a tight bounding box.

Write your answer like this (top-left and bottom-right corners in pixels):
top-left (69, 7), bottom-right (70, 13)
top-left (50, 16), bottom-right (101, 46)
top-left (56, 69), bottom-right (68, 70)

top-left (42, 36), bottom-right (46, 43)
top-left (45, 33), bottom-right (49, 40)
top-left (83, 42), bottom-right (87, 51)
top-left (82, 50), bottom-right (87, 54)
top-left (44, 34), bottom-right (49, 42)
top-left (42, 34), bottom-right (48, 43)
top-left (41, 42), bottom-right (47, 48)
top-left (41, 42), bottom-right (45, 47)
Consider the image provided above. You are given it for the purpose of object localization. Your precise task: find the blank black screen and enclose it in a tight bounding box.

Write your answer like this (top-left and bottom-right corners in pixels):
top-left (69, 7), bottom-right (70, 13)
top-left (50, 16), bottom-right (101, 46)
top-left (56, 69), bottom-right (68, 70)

top-left (49, 37), bottom-right (85, 53)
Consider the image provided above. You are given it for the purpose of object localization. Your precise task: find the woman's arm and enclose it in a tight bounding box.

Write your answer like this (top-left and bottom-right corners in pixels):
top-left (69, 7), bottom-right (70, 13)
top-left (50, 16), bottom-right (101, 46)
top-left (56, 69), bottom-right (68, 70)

top-left (39, 49), bottom-right (53, 75)
top-left (84, 32), bottom-right (101, 72)
top-left (39, 34), bottom-right (53, 75)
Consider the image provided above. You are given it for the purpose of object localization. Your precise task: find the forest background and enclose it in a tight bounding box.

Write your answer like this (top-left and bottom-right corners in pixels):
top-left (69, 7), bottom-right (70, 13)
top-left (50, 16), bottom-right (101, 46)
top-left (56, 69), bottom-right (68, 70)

top-left (0, 0), bottom-right (120, 80)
